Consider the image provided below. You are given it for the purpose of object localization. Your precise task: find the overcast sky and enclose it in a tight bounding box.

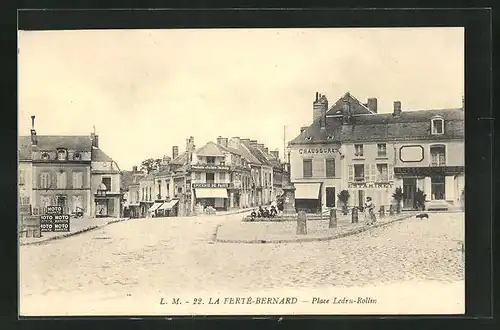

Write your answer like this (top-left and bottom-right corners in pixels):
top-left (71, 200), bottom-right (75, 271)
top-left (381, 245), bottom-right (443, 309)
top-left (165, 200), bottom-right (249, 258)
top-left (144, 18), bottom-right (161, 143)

top-left (18, 28), bottom-right (464, 171)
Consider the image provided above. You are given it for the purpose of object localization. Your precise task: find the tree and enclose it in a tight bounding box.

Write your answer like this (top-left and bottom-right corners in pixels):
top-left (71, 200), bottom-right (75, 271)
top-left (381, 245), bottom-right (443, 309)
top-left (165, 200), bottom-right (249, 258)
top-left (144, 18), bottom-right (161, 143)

top-left (337, 190), bottom-right (350, 215)
top-left (414, 189), bottom-right (426, 211)
top-left (140, 158), bottom-right (162, 174)
top-left (392, 187), bottom-right (404, 214)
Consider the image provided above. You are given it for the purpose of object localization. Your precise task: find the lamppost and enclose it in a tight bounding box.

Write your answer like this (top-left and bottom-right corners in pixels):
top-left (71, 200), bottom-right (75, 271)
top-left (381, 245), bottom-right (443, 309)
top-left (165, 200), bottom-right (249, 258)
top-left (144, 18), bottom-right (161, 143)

top-left (282, 145), bottom-right (296, 216)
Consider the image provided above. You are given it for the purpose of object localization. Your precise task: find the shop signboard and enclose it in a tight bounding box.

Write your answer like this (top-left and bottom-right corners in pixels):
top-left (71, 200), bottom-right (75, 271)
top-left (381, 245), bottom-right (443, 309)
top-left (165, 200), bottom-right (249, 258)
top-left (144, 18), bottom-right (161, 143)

top-left (190, 165), bottom-right (230, 171)
top-left (192, 183), bottom-right (230, 188)
top-left (40, 207), bottom-right (70, 232)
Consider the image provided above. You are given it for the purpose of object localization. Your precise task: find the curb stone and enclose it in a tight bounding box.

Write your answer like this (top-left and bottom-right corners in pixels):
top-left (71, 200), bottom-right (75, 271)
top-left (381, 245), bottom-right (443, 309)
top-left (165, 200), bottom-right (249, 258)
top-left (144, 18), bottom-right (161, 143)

top-left (214, 214), bottom-right (413, 244)
top-left (20, 218), bottom-right (129, 246)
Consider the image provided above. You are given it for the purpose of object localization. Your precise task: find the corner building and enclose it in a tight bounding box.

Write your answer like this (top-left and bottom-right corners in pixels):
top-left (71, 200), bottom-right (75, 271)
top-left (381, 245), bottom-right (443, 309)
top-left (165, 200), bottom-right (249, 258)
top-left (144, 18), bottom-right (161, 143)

top-left (289, 92), bottom-right (464, 212)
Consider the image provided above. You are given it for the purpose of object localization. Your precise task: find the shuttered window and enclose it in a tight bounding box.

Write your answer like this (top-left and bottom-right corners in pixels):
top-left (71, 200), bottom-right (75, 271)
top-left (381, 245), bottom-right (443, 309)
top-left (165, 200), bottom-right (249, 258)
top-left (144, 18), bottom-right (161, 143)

top-left (40, 173), bottom-right (51, 189)
top-left (303, 159), bottom-right (312, 178)
top-left (364, 164), bottom-right (370, 181)
top-left (348, 165), bottom-right (354, 182)
top-left (388, 164), bottom-right (394, 181)
top-left (56, 172), bottom-right (67, 189)
top-left (368, 164), bottom-right (376, 182)
top-left (73, 172), bottom-right (83, 189)
top-left (325, 159), bottom-right (335, 178)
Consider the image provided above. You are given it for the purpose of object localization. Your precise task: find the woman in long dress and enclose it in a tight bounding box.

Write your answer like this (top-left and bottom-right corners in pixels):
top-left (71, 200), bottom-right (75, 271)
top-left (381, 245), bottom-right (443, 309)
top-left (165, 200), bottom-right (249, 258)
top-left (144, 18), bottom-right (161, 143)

top-left (364, 197), bottom-right (376, 225)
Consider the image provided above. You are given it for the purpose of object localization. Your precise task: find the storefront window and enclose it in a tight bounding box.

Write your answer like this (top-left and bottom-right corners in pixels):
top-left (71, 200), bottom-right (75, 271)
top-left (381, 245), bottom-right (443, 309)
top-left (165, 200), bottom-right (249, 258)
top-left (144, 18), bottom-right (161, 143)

top-left (431, 176), bottom-right (445, 200)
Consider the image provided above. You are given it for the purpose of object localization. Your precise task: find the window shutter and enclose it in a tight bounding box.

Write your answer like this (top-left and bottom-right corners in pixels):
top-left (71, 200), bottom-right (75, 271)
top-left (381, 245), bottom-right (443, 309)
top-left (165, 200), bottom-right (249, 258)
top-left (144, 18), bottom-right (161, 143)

top-left (388, 164), bottom-right (394, 181)
top-left (369, 164), bottom-right (376, 182)
top-left (364, 164), bottom-right (369, 181)
top-left (348, 165), bottom-right (354, 182)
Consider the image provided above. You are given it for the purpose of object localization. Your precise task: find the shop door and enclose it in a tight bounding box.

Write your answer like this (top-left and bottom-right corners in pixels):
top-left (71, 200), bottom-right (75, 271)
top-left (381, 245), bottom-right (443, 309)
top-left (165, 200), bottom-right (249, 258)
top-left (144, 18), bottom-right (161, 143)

top-left (403, 178), bottom-right (416, 209)
top-left (325, 187), bottom-right (336, 208)
top-left (358, 190), bottom-right (365, 208)
top-left (57, 196), bottom-right (67, 214)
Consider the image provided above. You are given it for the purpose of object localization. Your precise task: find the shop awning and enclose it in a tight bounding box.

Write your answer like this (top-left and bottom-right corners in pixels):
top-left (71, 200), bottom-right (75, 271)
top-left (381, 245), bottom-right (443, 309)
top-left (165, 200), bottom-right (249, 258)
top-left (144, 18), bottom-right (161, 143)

top-left (195, 188), bottom-right (228, 199)
top-left (294, 183), bottom-right (322, 199)
top-left (148, 202), bottom-right (163, 213)
top-left (158, 199), bottom-right (179, 211)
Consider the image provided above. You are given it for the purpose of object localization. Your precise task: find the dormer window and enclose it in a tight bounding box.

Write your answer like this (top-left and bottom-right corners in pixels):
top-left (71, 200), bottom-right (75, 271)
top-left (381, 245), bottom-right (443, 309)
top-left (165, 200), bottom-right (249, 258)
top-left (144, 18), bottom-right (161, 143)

top-left (305, 136), bottom-right (312, 141)
top-left (57, 148), bottom-right (68, 161)
top-left (431, 117), bottom-right (444, 135)
top-left (73, 152), bottom-right (81, 160)
top-left (41, 152), bottom-right (50, 160)
top-left (327, 136), bottom-right (334, 140)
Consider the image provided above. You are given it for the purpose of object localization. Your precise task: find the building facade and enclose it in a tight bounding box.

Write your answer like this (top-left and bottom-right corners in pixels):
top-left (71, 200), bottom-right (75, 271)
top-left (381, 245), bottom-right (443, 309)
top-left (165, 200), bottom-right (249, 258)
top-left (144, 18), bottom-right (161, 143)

top-left (90, 143), bottom-right (122, 218)
top-left (289, 91), bottom-right (464, 212)
top-left (18, 137), bottom-right (33, 207)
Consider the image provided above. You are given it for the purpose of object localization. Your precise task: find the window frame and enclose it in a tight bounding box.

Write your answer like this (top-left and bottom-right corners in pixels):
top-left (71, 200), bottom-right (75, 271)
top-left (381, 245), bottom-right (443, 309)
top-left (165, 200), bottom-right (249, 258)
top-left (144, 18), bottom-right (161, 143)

top-left (302, 159), bottom-right (313, 178)
top-left (325, 158), bottom-right (335, 178)
top-left (353, 164), bottom-right (365, 182)
top-left (377, 143), bottom-right (387, 157)
top-left (429, 144), bottom-right (447, 167)
top-left (57, 148), bottom-right (68, 161)
top-left (431, 118), bottom-right (445, 135)
top-left (354, 144), bottom-right (364, 157)
top-left (102, 177), bottom-right (112, 191)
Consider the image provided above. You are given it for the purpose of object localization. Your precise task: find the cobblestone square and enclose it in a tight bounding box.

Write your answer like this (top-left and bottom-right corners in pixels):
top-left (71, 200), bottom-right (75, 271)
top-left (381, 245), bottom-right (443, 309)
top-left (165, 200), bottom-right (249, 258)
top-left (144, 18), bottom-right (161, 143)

top-left (19, 211), bottom-right (464, 315)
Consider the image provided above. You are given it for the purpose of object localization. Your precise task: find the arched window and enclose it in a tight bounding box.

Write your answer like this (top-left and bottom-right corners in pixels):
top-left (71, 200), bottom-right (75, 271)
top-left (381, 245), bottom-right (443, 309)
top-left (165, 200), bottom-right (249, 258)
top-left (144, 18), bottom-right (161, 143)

top-left (430, 144), bottom-right (446, 167)
top-left (431, 116), bottom-right (444, 135)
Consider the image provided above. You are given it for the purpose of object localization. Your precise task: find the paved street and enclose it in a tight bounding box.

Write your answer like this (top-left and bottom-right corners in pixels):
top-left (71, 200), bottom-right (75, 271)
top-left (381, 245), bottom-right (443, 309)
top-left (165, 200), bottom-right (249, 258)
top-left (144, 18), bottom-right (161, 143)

top-left (20, 212), bottom-right (464, 315)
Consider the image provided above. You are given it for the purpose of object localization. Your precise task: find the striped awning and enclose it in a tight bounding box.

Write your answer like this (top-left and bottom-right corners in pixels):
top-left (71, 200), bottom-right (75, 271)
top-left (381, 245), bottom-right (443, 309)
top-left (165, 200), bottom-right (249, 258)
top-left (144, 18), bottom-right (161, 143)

top-left (294, 183), bottom-right (322, 199)
top-left (148, 202), bottom-right (163, 213)
top-left (158, 199), bottom-right (179, 211)
top-left (195, 188), bottom-right (228, 199)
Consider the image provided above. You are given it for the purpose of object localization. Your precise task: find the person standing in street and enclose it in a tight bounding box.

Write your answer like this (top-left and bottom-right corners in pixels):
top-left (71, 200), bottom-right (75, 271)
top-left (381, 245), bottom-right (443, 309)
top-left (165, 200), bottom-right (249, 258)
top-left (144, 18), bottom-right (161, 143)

top-left (364, 197), bottom-right (376, 225)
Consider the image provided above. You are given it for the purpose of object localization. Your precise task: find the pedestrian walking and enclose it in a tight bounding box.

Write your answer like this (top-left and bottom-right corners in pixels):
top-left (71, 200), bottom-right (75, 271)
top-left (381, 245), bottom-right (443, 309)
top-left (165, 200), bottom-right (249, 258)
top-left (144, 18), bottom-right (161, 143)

top-left (364, 197), bottom-right (377, 225)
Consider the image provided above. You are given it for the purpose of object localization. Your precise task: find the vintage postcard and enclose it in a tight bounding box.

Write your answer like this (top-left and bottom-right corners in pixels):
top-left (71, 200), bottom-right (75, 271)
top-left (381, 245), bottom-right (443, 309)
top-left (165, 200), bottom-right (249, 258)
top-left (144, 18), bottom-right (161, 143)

top-left (18, 27), bottom-right (465, 316)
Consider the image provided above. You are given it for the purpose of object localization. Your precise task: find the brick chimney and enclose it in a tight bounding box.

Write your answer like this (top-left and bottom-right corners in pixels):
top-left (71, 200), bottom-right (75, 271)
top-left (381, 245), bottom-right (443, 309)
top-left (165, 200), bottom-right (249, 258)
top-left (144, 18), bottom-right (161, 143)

top-left (133, 165), bottom-right (138, 172)
top-left (216, 136), bottom-right (228, 147)
top-left (30, 115), bottom-right (37, 146)
top-left (393, 101), bottom-right (402, 117)
top-left (90, 132), bottom-right (99, 148)
top-left (367, 98), bottom-right (378, 113)
top-left (264, 147), bottom-right (269, 154)
top-left (186, 136), bottom-right (195, 152)
top-left (342, 100), bottom-right (351, 124)
top-left (313, 92), bottom-right (328, 128)
top-left (229, 137), bottom-right (241, 149)
top-left (172, 146), bottom-right (179, 159)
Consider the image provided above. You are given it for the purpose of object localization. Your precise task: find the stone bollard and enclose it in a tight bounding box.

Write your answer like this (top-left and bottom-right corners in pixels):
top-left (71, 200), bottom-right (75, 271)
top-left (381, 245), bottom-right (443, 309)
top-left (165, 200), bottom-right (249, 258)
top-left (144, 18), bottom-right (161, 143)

top-left (329, 208), bottom-right (337, 228)
top-left (351, 207), bottom-right (359, 223)
top-left (297, 211), bottom-right (307, 235)
top-left (389, 205), bottom-right (395, 216)
top-left (379, 205), bottom-right (385, 218)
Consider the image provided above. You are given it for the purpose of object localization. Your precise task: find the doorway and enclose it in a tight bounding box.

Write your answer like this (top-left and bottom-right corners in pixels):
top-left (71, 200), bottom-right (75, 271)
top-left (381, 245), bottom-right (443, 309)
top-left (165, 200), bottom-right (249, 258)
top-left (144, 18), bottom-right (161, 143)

top-left (403, 178), bottom-right (417, 209)
top-left (57, 195), bottom-right (67, 213)
top-left (325, 187), bottom-right (336, 207)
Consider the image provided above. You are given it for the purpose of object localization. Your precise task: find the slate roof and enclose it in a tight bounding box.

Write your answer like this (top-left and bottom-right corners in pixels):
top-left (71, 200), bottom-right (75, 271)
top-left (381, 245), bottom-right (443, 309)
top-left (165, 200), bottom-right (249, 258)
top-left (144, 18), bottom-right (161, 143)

top-left (290, 94), bottom-right (464, 145)
top-left (195, 142), bottom-right (226, 157)
top-left (326, 92), bottom-right (374, 116)
top-left (246, 144), bottom-right (273, 167)
top-left (171, 152), bottom-right (188, 165)
top-left (18, 136), bottom-right (32, 161)
top-left (91, 148), bottom-right (114, 162)
top-left (238, 140), bottom-right (263, 165)
top-left (27, 135), bottom-right (93, 151)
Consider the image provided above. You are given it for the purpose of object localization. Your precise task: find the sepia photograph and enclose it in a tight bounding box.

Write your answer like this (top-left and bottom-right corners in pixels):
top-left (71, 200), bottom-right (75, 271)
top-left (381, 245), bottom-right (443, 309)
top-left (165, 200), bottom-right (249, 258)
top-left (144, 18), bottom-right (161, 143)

top-left (18, 27), bottom-right (465, 316)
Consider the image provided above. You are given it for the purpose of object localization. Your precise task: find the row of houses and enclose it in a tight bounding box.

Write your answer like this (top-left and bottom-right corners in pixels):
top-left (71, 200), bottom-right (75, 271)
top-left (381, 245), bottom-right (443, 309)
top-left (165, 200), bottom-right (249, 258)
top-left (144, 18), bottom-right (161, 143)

top-left (121, 136), bottom-right (287, 218)
top-left (288, 92), bottom-right (465, 212)
top-left (18, 116), bottom-right (123, 218)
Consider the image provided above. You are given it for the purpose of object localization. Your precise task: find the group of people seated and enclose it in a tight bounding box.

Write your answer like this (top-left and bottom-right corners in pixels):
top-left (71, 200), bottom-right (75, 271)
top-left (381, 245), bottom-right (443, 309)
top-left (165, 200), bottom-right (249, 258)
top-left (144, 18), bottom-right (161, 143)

top-left (250, 201), bottom-right (279, 219)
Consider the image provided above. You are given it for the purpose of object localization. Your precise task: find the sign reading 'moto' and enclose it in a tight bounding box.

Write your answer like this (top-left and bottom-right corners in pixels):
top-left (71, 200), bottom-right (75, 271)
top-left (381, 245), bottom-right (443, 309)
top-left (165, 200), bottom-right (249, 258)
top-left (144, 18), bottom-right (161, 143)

top-left (40, 207), bottom-right (70, 232)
